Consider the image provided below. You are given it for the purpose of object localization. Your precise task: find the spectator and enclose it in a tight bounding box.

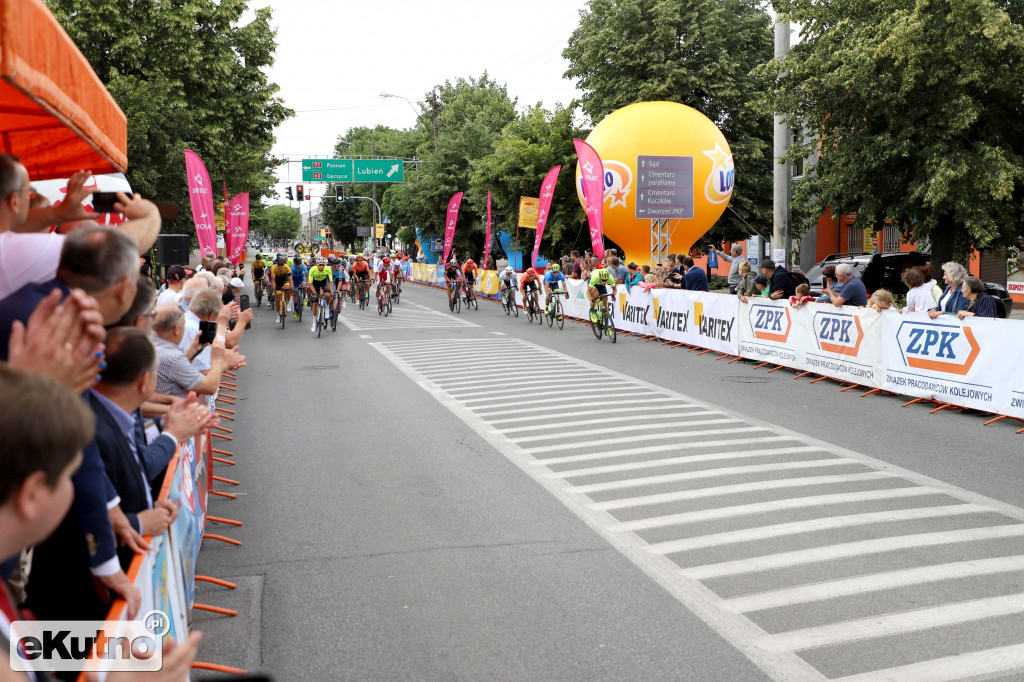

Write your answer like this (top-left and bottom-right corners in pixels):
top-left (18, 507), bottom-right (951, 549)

top-left (739, 274), bottom-right (770, 303)
top-left (790, 283), bottom-right (814, 307)
top-left (607, 256), bottom-right (628, 284)
top-left (110, 276), bottom-right (156, 330)
top-left (682, 256), bottom-right (709, 291)
top-left (928, 261), bottom-right (970, 318)
top-left (641, 264), bottom-right (651, 277)
top-left (824, 263), bottom-right (867, 307)
top-left (816, 265), bottom-right (843, 303)
top-left (957, 276), bottom-right (998, 318)
top-left (0, 224), bottom-right (139, 361)
top-left (710, 244), bottom-right (744, 293)
top-left (150, 305), bottom-right (225, 397)
top-left (868, 289), bottom-right (898, 312)
top-left (179, 276), bottom-right (207, 314)
top-left (580, 256), bottom-right (594, 282)
top-left (223, 277), bottom-right (244, 305)
top-left (919, 263), bottom-right (942, 303)
top-left (760, 259), bottom-right (797, 300)
top-left (624, 262), bottom-right (643, 290)
top-left (155, 265), bottom-right (188, 306)
top-left (736, 261), bottom-right (757, 297)
top-left (901, 266), bottom-right (934, 313)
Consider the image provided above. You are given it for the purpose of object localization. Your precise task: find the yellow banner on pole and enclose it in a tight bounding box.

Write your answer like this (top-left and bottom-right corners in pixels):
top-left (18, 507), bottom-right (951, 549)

top-left (375, 224), bottom-right (385, 239)
top-left (518, 197), bottom-right (539, 229)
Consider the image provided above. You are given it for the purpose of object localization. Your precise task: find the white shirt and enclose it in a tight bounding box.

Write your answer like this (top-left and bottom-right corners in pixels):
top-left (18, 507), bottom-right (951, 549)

top-left (179, 310), bottom-right (212, 371)
top-left (904, 282), bottom-right (936, 313)
top-left (0, 231), bottom-right (64, 302)
top-left (155, 286), bottom-right (179, 306)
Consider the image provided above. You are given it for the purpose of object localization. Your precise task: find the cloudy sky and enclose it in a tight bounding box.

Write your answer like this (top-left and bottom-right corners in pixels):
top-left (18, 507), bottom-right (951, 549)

top-left (251, 0), bottom-right (591, 202)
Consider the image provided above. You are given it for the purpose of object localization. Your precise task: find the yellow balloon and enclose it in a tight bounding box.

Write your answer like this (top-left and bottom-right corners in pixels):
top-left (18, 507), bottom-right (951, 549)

top-left (576, 101), bottom-right (734, 267)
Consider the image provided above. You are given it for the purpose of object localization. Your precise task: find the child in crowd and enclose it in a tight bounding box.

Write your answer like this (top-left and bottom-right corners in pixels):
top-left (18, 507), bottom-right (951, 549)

top-left (736, 261), bottom-right (757, 297)
top-left (868, 289), bottom-right (898, 312)
top-left (790, 282), bottom-right (814, 307)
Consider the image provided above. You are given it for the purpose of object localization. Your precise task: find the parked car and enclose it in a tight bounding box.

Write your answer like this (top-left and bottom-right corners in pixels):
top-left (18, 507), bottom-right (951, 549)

top-left (805, 252), bottom-right (1013, 318)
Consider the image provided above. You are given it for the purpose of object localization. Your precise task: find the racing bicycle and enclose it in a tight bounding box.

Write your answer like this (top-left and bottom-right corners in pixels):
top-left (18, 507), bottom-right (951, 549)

top-left (448, 280), bottom-right (461, 313)
top-left (524, 288), bottom-right (543, 324)
top-left (462, 280), bottom-right (478, 310)
top-left (546, 288), bottom-right (567, 330)
top-left (591, 292), bottom-right (617, 343)
top-left (377, 283), bottom-right (392, 317)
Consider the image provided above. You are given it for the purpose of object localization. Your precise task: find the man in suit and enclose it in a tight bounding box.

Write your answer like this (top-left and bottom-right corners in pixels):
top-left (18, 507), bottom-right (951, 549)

top-left (87, 327), bottom-right (216, 568)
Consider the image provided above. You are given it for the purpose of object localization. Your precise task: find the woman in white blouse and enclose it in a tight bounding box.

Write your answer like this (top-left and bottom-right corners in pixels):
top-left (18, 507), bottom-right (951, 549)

top-left (901, 266), bottom-right (935, 313)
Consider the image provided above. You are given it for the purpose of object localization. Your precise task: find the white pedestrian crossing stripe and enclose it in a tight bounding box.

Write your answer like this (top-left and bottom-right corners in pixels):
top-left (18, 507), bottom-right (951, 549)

top-left (336, 306), bottom-right (479, 331)
top-left (371, 337), bottom-right (1024, 682)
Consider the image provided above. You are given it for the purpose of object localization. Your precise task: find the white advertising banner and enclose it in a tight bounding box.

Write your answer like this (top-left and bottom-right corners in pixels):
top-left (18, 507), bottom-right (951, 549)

top-left (880, 312), bottom-right (1024, 417)
top-left (736, 299), bottom-right (885, 388)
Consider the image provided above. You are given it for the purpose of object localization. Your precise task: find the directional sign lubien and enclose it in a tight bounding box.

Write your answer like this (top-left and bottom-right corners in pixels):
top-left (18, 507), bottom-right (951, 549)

top-left (635, 155), bottom-right (694, 219)
top-left (302, 159), bottom-right (353, 182)
top-left (353, 159), bottom-right (403, 183)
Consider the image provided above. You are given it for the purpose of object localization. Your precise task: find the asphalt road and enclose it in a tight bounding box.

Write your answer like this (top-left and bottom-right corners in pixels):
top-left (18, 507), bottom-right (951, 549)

top-left (192, 276), bottom-right (1024, 682)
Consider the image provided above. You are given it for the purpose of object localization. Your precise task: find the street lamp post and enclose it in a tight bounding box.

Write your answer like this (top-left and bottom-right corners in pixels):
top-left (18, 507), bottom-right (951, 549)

top-left (379, 92), bottom-right (420, 118)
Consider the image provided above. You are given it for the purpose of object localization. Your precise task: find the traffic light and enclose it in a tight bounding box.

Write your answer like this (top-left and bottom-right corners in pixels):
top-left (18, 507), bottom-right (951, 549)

top-left (296, 184), bottom-right (304, 201)
top-left (305, 194), bottom-right (310, 201)
top-left (335, 185), bottom-right (345, 201)
top-left (285, 186), bottom-right (293, 201)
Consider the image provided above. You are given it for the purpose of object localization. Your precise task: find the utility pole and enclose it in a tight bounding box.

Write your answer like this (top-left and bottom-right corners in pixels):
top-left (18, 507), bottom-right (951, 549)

top-left (428, 90), bottom-right (440, 153)
top-left (773, 18), bottom-right (792, 269)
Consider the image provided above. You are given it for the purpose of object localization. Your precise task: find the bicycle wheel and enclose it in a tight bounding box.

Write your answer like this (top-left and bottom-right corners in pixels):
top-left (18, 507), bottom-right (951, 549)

top-left (546, 299), bottom-right (554, 327)
top-left (591, 309), bottom-right (603, 340)
top-left (555, 299), bottom-right (564, 330)
top-left (330, 303), bottom-right (338, 332)
top-left (378, 291), bottom-right (384, 315)
top-left (278, 295), bottom-right (286, 329)
top-left (536, 297), bottom-right (544, 325)
top-left (316, 306), bottom-right (323, 338)
top-left (394, 286), bottom-right (401, 304)
top-left (472, 293), bottom-right (478, 310)
top-left (254, 282), bottom-right (263, 308)
top-left (386, 295), bottom-right (392, 316)
top-left (503, 291), bottom-right (511, 315)
top-left (606, 301), bottom-right (617, 343)
top-left (511, 291), bottom-right (519, 317)
top-left (526, 294), bottom-right (534, 322)
top-left (454, 289), bottom-right (461, 313)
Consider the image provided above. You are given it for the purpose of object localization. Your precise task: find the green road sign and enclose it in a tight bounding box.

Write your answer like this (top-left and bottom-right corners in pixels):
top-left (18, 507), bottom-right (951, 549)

top-left (302, 159), bottom-right (352, 182)
top-left (314, 236), bottom-right (326, 242)
top-left (353, 159), bottom-right (403, 182)
top-left (302, 158), bottom-right (404, 183)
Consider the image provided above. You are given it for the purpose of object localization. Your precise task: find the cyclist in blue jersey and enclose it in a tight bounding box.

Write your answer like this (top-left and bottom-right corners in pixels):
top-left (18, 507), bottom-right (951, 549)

top-left (543, 263), bottom-right (567, 318)
top-left (290, 256), bottom-right (309, 316)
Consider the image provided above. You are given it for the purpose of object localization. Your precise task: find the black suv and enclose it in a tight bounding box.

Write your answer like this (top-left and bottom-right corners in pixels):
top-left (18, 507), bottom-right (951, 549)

top-left (804, 252), bottom-right (1013, 318)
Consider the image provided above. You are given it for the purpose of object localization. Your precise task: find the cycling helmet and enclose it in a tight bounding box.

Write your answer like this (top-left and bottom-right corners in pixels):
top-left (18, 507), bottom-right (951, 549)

top-left (316, 256), bottom-right (327, 264)
top-left (356, 255), bottom-right (365, 261)
top-left (275, 254), bottom-right (286, 264)
top-left (504, 266), bottom-right (514, 274)
top-left (551, 264), bottom-right (561, 272)
top-left (465, 259), bottom-right (475, 266)
top-left (255, 253), bottom-right (263, 260)
top-left (382, 257), bottom-right (392, 265)
top-left (526, 267), bottom-right (537, 276)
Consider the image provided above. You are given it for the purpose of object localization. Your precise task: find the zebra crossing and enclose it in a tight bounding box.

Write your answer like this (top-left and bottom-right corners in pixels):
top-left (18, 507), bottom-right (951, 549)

top-left (372, 336), bottom-right (1024, 682)
top-left (335, 300), bottom-right (479, 332)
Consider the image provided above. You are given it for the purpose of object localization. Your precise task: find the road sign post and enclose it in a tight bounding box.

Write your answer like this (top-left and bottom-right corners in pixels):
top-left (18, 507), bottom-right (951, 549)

top-left (635, 155), bottom-right (694, 220)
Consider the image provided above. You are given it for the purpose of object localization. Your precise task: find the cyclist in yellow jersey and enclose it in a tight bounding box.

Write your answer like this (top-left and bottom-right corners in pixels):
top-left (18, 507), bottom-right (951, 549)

top-left (270, 254), bottom-right (292, 324)
top-left (307, 256), bottom-right (334, 331)
top-left (587, 265), bottom-right (616, 322)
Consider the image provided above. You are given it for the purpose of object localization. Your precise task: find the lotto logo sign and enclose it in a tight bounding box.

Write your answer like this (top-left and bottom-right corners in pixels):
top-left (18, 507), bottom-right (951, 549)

top-left (748, 304), bottom-right (791, 343)
top-left (813, 311), bottom-right (864, 357)
top-left (895, 321), bottom-right (980, 376)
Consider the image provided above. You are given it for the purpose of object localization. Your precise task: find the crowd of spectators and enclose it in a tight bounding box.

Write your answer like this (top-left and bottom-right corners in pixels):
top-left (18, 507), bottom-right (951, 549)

top-left (0, 152), bottom-right (252, 679)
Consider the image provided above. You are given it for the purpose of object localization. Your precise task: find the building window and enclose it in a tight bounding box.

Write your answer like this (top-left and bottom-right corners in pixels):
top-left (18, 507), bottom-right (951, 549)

top-left (883, 224), bottom-right (900, 253)
top-left (848, 227), bottom-right (863, 253)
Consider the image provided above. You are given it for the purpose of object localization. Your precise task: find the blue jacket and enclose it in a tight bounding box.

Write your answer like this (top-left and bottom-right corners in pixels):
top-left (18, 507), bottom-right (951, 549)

top-left (684, 267), bottom-right (710, 292)
top-left (966, 292), bottom-right (998, 318)
top-left (932, 284), bottom-right (969, 314)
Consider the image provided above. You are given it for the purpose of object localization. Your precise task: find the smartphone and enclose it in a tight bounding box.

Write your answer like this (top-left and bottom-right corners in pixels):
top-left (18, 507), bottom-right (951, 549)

top-left (198, 320), bottom-right (217, 345)
top-left (822, 278), bottom-right (829, 290)
top-left (239, 294), bottom-right (251, 330)
top-left (91, 192), bottom-right (119, 213)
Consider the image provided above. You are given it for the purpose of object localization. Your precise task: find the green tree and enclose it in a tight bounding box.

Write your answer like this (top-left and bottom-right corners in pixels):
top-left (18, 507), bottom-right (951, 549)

top-left (383, 73), bottom-right (518, 258)
top-left (318, 184), bottom-right (364, 249)
top-left (264, 204), bottom-right (300, 240)
top-left (48, 0), bottom-right (292, 234)
top-left (470, 104), bottom-right (584, 262)
top-left (765, 0), bottom-right (1024, 266)
top-left (563, 0), bottom-right (774, 247)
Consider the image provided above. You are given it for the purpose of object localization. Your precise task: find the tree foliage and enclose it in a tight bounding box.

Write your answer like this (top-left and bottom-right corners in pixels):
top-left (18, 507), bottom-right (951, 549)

top-left (263, 205), bottom-right (300, 240)
top-left (563, 0), bottom-right (775, 246)
top-left (470, 105), bottom-right (585, 260)
top-left (764, 0), bottom-right (1024, 265)
top-left (48, 0), bottom-right (292, 233)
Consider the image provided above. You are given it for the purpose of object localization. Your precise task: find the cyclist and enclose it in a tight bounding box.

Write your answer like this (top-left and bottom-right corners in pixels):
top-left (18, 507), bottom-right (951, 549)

top-left (462, 259), bottom-right (478, 305)
top-left (291, 255), bottom-right (309, 317)
top-left (443, 258), bottom-right (463, 308)
top-left (330, 256), bottom-right (350, 313)
top-left (587, 262), bottom-right (617, 322)
top-left (253, 253), bottom-right (273, 308)
top-left (390, 257), bottom-right (404, 299)
top-left (498, 266), bottom-right (518, 305)
top-left (307, 257), bottom-right (335, 331)
top-left (352, 255), bottom-right (372, 305)
top-left (375, 255), bottom-right (393, 306)
top-left (519, 267), bottom-right (542, 313)
top-left (270, 254), bottom-right (292, 324)
top-left (543, 263), bottom-right (567, 318)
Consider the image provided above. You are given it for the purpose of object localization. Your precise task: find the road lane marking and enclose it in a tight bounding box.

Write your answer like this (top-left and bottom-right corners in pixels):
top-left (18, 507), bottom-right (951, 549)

top-left (765, 591), bottom-right (1024, 652)
top-left (500, 408), bottom-right (718, 433)
top-left (649, 504), bottom-right (987, 555)
top-left (618, 486), bottom-right (940, 533)
top-left (681, 525), bottom-right (1024, 580)
top-left (527, 427), bottom-right (773, 456)
top-left (727, 554), bottom-right (1024, 613)
top-left (552, 445), bottom-right (825, 479)
top-left (490, 403), bottom-right (702, 426)
top-left (512, 418), bottom-right (741, 444)
top-left (539, 436), bottom-right (798, 465)
top-left (480, 397), bottom-right (679, 418)
top-left (831, 642), bottom-right (1024, 681)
